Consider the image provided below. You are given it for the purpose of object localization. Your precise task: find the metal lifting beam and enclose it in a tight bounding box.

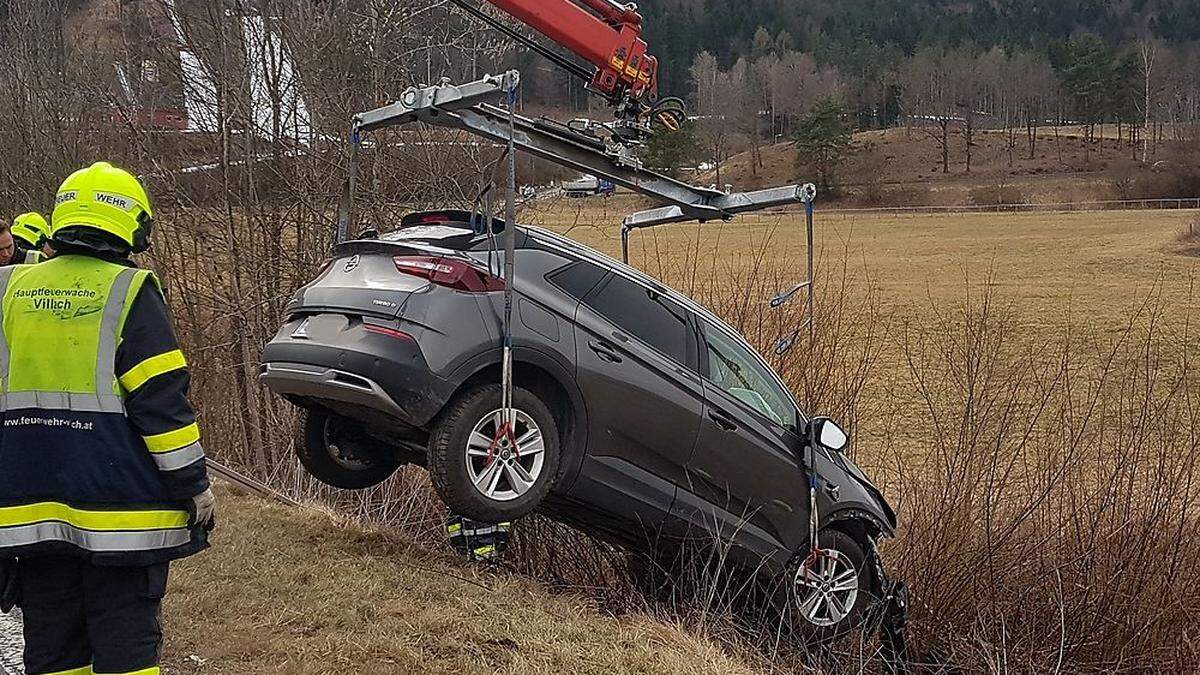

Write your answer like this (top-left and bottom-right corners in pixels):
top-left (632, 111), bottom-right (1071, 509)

top-left (355, 71), bottom-right (523, 133)
top-left (447, 104), bottom-right (728, 221)
top-left (350, 72), bottom-right (812, 229)
top-left (622, 183), bottom-right (816, 229)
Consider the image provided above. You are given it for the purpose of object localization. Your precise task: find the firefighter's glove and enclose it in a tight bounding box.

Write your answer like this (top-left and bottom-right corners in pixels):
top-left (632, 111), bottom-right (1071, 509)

top-left (192, 487), bottom-right (216, 528)
top-left (0, 559), bottom-right (18, 613)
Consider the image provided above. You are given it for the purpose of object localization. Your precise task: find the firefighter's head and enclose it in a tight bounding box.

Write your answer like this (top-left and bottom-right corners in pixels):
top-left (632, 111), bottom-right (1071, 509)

top-left (12, 212), bottom-right (48, 250)
top-left (51, 162), bottom-right (154, 255)
top-left (0, 220), bottom-right (14, 265)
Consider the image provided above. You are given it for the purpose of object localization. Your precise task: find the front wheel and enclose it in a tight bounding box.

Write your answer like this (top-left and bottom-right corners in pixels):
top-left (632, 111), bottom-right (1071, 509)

top-left (428, 384), bottom-right (560, 522)
top-left (785, 529), bottom-right (876, 643)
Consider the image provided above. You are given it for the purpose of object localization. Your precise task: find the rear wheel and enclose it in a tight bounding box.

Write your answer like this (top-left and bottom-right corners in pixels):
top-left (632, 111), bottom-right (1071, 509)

top-left (298, 410), bottom-right (401, 489)
top-left (428, 384), bottom-right (560, 521)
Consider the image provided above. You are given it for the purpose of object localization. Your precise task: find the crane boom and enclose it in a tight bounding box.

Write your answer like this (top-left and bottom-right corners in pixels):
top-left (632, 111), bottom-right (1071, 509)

top-left (481, 0), bottom-right (658, 102)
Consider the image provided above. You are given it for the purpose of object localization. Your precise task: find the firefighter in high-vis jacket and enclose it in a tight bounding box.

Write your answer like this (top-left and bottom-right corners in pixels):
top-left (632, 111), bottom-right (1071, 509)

top-left (0, 162), bottom-right (215, 675)
top-left (11, 211), bottom-right (50, 263)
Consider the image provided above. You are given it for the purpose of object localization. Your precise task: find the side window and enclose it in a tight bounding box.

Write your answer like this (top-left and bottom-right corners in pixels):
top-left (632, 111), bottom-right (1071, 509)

top-left (546, 260), bottom-right (607, 300)
top-left (582, 274), bottom-right (693, 369)
top-left (702, 323), bottom-right (797, 429)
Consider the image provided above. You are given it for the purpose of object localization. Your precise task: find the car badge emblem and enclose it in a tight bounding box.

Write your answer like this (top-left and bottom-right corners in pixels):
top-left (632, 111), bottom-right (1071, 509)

top-left (343, 255), bottom-right (360, 273)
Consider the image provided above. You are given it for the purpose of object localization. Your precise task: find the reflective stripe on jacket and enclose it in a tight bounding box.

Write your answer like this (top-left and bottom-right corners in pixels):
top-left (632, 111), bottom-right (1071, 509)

top-left (0, 255), bottom-right (208, 565)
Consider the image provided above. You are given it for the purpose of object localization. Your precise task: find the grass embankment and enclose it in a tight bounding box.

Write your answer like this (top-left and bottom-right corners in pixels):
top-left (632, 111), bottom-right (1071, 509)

top-left (162, 489), bottom-right (758, 675)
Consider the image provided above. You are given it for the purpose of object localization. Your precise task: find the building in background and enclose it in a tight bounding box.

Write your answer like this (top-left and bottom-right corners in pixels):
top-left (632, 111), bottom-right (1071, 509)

top-left (90, 0), bottom-right (310, 142)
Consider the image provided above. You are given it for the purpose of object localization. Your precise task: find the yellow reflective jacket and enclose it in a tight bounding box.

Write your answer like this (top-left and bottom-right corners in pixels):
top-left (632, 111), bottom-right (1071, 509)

top-left (0, 254), bottom-right (209, 565)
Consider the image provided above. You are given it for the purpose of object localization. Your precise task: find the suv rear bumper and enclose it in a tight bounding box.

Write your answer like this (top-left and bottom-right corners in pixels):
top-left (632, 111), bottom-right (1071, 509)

top-left (260, 362), bottom-right (409, 420)
top-left (260, 316), bottom-right (456, 429)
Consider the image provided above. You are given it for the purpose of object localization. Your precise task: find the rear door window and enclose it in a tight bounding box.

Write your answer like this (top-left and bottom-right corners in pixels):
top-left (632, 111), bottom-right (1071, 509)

top-left (581, 273), bottom-right (695, 369)
top-left (546, 260), bottom-right (607, 300)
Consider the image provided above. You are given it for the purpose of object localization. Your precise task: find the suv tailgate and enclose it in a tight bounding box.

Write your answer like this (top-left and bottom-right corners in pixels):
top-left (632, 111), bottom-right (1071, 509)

top-left (288, 252), bottom-right (425, 319)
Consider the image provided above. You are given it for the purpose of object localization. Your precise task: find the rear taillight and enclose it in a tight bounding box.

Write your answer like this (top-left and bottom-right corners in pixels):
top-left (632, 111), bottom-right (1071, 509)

top-left (363, 317), bottom-right (417, 342)
top-left (393, 255), bottom-right (505, 292)
top-left (363, 324), bottom-right (415, 341)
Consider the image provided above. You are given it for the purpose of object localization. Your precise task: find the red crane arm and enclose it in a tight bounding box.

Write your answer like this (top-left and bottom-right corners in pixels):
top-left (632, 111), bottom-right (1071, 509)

top-left (482, 0), bottom-right (659, 101)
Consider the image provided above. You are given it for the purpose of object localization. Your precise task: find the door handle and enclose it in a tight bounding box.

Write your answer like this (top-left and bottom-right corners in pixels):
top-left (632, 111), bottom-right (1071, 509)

top-left (707, 409), bottom-right (738, 432)
top-left (587, 340), bottom-right (622, 364)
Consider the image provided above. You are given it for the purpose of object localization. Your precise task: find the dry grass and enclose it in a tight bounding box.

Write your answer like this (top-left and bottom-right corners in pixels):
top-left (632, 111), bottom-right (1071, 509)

top-left (156, 195), bottom-right (1200, 673)
top-left (163, 488), bottom-right (762, 675)
top-left (1173, 220), bottom-right (1200, 257)
top-left (526, 199), bottom-right (1200, 349)
top-left (531, 200), bottom-right (1199, 450)
top-left (511, 199), bottom-right (1200, 670)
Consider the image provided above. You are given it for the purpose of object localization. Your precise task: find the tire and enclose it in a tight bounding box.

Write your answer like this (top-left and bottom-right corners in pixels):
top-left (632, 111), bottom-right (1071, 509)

top-left (428, 383), bottom-right (561, 522)
top-left (784, 529), bottom-right (877, 644)
top-left (298, 410), bottom-right (401, 489)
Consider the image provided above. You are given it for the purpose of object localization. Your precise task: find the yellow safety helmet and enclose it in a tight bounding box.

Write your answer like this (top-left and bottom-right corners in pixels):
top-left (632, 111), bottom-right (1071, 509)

top-left (51, 162), bottom-right (154, 253)
top-left (11, 212), bottom-right (48, 248)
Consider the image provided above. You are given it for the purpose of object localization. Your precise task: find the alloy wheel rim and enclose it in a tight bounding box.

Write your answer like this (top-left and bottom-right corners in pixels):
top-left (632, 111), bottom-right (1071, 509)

top-left (465, 408), bottom-right (546, 502)
top-left (793, 548), bottom-right (860, 627)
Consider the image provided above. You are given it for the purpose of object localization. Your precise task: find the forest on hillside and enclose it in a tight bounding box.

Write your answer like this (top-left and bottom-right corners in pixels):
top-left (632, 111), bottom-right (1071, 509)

top-left (667, 32), bottom-right (1200, 188)
top-left (638, 0), bottom-right (1200, 96)
top-left (471, 0), bottom-right (1200, 193)
top-left (592, 0), bottom-right (1200, 194)
top-left (14, 0), bottom-right (1200, 202)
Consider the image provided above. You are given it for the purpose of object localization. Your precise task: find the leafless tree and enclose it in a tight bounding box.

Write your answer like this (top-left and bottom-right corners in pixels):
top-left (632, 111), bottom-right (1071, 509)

top-left (691, 51), bottom-right (737, 186)
top-left (728, 57), bottom-right (764, 176)
top-left (899, 46), bottom-right (963, 173)
top-left (0, 0), bottom-right (508, 472)
top-left (1011, 52), bottom-right (1059, 161)
top-left (768, 51), bottom-right (843, 135)
top-left (1139, 40), bottom-right (1158, 163)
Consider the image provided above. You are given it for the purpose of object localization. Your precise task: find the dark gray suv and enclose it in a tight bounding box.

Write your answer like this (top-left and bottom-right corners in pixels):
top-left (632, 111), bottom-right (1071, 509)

top-left (261, 210), bottom-right (900, 636)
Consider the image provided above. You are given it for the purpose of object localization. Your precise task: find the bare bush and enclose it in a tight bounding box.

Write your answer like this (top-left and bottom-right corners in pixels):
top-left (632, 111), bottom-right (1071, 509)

top-left (889, 281), bottom-right (1200, 671)
top-left (1172, 220), bottom-right (1200, 256)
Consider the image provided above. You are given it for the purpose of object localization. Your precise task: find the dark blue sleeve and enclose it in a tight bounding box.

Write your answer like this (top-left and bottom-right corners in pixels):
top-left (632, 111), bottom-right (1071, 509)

top-left (115, 282), bottom-right (210, 500)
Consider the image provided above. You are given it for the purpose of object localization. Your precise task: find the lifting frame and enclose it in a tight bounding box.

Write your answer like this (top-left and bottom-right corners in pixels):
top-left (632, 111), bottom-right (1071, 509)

top-left (338, 71), bottom-right (818, 337)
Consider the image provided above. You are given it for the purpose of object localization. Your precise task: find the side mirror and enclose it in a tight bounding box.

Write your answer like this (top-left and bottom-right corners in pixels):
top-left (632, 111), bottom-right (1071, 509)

top-left (809, 417), bottom-right (849, 452)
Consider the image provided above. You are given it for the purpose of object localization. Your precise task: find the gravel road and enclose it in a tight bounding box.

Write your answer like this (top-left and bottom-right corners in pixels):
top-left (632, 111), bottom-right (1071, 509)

top-left (0, 611), bottom-right (22, 674)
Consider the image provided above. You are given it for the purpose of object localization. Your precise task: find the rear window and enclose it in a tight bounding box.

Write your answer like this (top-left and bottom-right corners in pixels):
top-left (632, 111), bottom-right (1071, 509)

top-left (582, 274), bottom-right (693, 368)
top-left (380, 224), bottom-right (475, 242)
top-left (546, 260), bottom-right (607, 300)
